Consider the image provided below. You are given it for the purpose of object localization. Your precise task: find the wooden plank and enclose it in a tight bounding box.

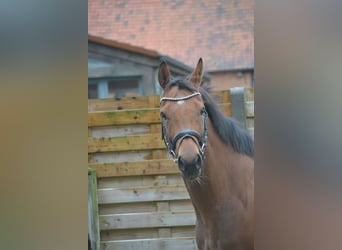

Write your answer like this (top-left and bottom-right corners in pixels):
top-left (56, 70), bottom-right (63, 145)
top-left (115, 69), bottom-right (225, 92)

top-left (91, 125), bottom-right (152, 138)
top-left (88, 95), bottom-right (160, 111)
top-left (218, 103), bottom-right (232, 116)
top-left (99, 202), bottom-right (157, 215)
top-left (245, 101), bottom-right (254, 117)
top-left (101, 228), bottom-right (159, 241)
top-left (211, 90), bottom-right (231, 103)
top-left (172, 226), bottom-right (196, 238)
top-left (88, 108), bottom-right (161, 127)
top-left (97, 175), bottom-right (183, 189)
top-left (158, 228), bottom-right (172, 237)
top-left (97, 175), bottom-right (184, 190)
top-left (147, 95), bottom-right (162, 108)
top-left (100, 211), bottom-right (196, 230)
top-left (170, 200), bottom-right (195, 212)
top-left (248, 128), bottom-right (254, 138)
top-left (101, 237), bottom-right (197, 250)
top-left (88, 134), bottom-right (165, 153)
top-left (97, 175), bottom-right (184, 189)
top-left (90, 151), bottom-right (153, 164)
top-left (98, 185), bottom-right (190, 204)
top-left (99, 199), bottom-right (194, 215)
top-left (97, 174), bottom-right (182, 188)
top-left (98, 176), bottom-right (155, 189)
top-left (88, 169), bottom-right (100, 250)
top-left (89, 159), bottom-right (178, 178)
top-left (101, 226), bottom-right (196, 241)
top-left (149, 124), bottom-right (160, 134)
top-left (246, 118), bottom-right (254, 129)
top-left (150, 149), bottom-right (165, 159)
top-left (244, 88), bottom-right (254, 101)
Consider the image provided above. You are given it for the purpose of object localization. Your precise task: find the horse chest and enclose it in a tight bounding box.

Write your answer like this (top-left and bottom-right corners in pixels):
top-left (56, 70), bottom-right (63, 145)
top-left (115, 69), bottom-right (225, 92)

top-left (193, 198), bottom-right (252, 250)
top-left (196, 221), bottom-right (236, 250)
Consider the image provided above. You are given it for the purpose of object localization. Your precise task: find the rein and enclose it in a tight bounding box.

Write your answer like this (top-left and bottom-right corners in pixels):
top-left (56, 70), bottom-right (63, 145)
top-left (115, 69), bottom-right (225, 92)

top-left (160, 92), bottom-right (208, 163)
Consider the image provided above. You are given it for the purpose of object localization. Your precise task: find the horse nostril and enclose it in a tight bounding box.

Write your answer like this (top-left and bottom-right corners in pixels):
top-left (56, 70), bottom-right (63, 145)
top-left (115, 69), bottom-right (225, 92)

top-left (178, 156), bottom-right (186, 171)
top-left (195, 154), bottom-right (202, 166)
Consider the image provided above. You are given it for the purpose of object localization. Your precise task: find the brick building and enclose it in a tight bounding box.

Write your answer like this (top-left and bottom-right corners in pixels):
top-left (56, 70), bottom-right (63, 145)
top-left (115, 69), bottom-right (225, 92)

top-left (88, 34), bottom-right (210, 98)
top-left (88, 0), bottom-right (254, 90)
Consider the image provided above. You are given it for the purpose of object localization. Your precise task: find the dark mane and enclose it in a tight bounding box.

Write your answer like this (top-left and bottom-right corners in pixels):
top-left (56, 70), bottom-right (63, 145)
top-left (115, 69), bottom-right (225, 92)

top-left (165, 77), bottom-right (254, 157)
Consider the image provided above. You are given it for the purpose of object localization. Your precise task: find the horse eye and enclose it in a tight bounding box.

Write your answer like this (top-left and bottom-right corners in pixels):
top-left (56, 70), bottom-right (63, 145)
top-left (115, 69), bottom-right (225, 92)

top-left (200, 108), bottom-right (206, 115)
top-left (160, 112), bottom-right (167, 119)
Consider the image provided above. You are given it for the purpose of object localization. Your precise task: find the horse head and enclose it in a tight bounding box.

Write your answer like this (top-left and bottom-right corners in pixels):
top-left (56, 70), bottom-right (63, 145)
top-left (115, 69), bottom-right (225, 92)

top-left (158, 58), bottom-right (208, 180)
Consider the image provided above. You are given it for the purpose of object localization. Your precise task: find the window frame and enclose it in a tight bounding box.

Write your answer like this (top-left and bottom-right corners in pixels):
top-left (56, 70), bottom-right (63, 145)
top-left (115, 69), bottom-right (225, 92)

top-left (88, 76), bottom-right (143, 99)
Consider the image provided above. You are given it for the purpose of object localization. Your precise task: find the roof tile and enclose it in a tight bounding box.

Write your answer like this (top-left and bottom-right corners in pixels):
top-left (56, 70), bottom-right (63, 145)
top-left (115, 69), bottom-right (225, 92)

top-left (88, 0), bottom-right (254, 71)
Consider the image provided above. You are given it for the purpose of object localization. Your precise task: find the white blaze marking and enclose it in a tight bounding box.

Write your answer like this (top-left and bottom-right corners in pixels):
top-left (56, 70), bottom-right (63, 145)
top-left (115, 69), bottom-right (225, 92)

top-left (177, 100), bottom-right (185, 105)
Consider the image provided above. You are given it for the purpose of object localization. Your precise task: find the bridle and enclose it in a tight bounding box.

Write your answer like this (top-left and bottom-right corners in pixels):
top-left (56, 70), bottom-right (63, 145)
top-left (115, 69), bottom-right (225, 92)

top-left (160, 92), bottom-right (208, 163)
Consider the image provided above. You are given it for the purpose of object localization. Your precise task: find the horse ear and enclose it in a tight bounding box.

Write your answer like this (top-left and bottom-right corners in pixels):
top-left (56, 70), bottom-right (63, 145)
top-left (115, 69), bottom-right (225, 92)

top-left (189, 58), bottom-right (203, 88)
top-left (158, 61), bottom-right (171, 90)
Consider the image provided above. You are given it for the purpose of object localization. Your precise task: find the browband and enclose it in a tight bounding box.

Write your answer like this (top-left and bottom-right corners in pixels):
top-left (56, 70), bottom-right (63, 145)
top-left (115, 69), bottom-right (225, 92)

top-left (160, 92), bottom-right (201, 104)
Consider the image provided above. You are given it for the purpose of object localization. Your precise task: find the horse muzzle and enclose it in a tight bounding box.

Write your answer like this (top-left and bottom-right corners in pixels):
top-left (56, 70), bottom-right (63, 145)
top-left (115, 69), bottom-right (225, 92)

top-left (177, 151), bottom-right (203, 179)
top-left (173, 132), bottom-right (204, 179)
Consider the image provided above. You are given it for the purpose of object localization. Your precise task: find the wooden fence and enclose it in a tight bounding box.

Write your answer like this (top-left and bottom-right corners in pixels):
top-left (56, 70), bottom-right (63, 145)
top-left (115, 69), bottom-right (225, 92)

top-left (88, 168), bottom-right (100, 250)
top-left (88, 88), bottom-right (254, 250)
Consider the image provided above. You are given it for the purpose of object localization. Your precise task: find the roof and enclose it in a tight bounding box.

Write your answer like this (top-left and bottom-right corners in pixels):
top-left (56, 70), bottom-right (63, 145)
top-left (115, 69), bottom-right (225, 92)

top-left (89, 34), bottom-right (158, 58)
top-left (88, 0), bottom-right (254, 71)
top-left (88, 34), bottom-right (211, 81)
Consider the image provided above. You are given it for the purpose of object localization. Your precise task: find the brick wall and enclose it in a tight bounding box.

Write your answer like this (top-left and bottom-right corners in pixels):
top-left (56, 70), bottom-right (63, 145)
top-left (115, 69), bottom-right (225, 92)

top-left (209, 70), bottom-right (253, 91)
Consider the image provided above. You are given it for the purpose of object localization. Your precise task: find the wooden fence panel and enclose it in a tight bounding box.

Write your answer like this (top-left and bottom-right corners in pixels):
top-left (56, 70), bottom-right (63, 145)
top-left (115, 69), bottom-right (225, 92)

top-left (88, 168), bottom-right (100, 250)
top-left (88, 88), bottom-right (254, 250)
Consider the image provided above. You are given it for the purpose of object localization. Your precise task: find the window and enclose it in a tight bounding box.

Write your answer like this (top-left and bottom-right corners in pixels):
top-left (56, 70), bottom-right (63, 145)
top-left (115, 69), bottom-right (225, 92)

top-left (88, 77), bottom-right (142, 99)
top-left (108, 79), bottom-right (141, 98)
top-left (88, 84), bottom-right (98, 99)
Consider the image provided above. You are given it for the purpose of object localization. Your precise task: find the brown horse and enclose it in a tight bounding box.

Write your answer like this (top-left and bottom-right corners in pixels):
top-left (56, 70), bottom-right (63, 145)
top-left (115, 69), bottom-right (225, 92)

top-left (158, 58), bottom-right (254, 250)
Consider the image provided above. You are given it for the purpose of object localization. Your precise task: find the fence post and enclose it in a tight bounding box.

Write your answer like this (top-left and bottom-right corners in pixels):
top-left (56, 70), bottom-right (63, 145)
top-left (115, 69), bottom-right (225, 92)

top-left (88, 168), bottom-right (100, 250)
top-left (230, 87), bottom-right (247, 129)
